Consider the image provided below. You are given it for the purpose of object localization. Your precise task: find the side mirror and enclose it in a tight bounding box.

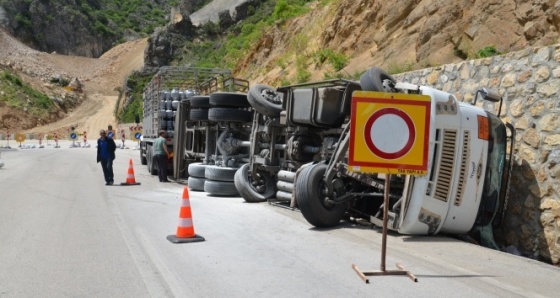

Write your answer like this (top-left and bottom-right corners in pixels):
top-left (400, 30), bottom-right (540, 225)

top-left (473, 88), bottom-right (504, 116)
top-left (479, 88), bottom-right (501, 102)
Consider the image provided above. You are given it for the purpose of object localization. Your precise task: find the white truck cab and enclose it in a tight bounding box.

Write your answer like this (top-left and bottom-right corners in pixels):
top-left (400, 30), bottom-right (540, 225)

top-left (393, 85), bottom-right (510, 236)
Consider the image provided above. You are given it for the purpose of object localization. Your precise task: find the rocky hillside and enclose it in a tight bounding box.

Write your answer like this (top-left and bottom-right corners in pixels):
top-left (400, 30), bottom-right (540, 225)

top-left (235, 0), bottom-right (560, 85)
top-left (0, 0), bottom-right (210, 57)
top-left (2, 0), bottom-right (560, 128)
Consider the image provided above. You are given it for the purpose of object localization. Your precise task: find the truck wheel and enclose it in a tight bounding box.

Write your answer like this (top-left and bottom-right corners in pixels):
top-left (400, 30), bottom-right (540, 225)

top-left (148, 154), bottom-right (158, 175)
top-left (188, 162), bottom-right (207, 178)
top-left (189, 96), bottom-right (211, 108)
top-left (188, 176), bottom-right (205, 191)
top-left (234, 163), bottom-right (276, 203)
top-left (189, 109), bottom-right (209, 121)
top-left (248, 85), bottom-right (283, 118)
top-left (208, 108), bottom-right (252, 122)
top-left (295, 164), bottom-right (346, 227)
top-left (205, 165), bottom-right (238, 182)
top-left (140, 149), bottom-right (147, 165)
top-left (209, 92), bottom-right (250, 108)
top-left (204, 180), bottom-right (239, 196)
top-left (359, 67), bottom-right (396, 92)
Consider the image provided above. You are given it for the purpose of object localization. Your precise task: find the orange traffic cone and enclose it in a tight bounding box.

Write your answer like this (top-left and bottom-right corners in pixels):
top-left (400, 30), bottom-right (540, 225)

top-left (167, 186), bottom-right (205, 243)
top-left (120, 159), bottom-right (141, 185)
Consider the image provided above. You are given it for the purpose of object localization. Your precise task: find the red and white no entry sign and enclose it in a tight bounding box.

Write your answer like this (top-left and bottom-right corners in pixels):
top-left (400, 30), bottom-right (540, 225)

top-left (365, 108), bottom-right (415, 160)
top-left (349, 91), bottom-right (431, 175)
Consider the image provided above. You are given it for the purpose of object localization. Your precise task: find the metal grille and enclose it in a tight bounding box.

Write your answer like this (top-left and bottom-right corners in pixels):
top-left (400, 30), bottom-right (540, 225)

top-left (434, 130), bottom-right (457, 202)
top-left (454, 131), bottom-right (470, 206)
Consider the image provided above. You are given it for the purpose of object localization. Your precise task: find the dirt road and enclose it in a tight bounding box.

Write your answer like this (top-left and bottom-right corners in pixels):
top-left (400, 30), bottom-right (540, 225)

top-left (0, 29), bottom-right (146, 137)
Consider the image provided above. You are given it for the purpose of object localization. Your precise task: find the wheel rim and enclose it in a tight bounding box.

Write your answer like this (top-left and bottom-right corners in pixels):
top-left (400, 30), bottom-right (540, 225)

top-left (249, 170), bottom-right (270, 194)
top-left (235, 163), bottom-right (276, 200)
top-left (261, 88), bottom-right (282, 105)
top-left (317, 178), bottom-right (336, 209)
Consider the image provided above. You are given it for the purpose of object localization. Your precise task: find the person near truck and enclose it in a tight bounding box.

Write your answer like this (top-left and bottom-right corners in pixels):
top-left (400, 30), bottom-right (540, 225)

top-left (97, 129), bottom-right (116, 185)
top-left (154, 130), bottom-right (170, 182)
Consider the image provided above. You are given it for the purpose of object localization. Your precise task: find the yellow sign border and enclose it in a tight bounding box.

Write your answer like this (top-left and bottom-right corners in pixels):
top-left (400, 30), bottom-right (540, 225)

top-left (15, 133), bottom-right (25, 142)
top-left (348, 91), bottom-right (431, 175)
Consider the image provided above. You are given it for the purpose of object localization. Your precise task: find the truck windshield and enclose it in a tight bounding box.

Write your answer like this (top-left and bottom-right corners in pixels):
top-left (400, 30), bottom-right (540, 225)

top-left (475, 112), bottom-right (507, 226)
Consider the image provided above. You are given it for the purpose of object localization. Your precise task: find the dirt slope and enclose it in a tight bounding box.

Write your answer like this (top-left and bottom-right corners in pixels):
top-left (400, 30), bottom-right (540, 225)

top-left (3, 0), bottom-right (558, 137)
top-left (0, 29), bottom-right (146, 137)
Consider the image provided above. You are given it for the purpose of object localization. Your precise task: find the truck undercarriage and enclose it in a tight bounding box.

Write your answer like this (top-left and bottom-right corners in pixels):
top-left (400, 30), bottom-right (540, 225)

top-left (235, 67), bottom-right (514, 244)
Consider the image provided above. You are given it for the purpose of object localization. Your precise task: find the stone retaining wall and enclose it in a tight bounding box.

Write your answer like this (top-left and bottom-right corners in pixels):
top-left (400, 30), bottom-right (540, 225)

top-left (393, 44), bottom-right (560, 265)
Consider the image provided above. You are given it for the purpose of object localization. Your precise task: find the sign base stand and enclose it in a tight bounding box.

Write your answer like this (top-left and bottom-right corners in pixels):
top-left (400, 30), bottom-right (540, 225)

top-left (352, 174), bottom-right (418, 284)
top-left (352, 263), bottom-right (417, 283)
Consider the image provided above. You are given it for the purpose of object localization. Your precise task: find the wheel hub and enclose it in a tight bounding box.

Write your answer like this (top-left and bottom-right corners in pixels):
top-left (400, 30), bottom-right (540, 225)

top-left (262, 89), bottom-right (282, 104)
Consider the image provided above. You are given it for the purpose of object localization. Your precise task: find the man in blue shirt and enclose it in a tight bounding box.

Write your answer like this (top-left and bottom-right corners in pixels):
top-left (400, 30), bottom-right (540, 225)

top-left (97, 129), bottom-right (116, 185)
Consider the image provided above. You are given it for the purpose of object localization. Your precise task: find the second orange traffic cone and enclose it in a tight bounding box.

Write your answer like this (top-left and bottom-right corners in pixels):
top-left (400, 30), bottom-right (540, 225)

top-left (120, 159), bottom-right (141, 185)
top-left (167, 186), bottom-right (205, 243)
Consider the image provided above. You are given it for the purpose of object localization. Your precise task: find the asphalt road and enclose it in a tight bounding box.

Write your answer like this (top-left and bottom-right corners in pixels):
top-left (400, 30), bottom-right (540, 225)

top-left (0, 141), bottom-right (559, 297)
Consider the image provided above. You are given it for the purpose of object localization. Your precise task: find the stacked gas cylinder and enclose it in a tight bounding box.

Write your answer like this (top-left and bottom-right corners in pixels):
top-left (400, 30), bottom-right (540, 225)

top-left (159, 89), bottom-right (198, 138)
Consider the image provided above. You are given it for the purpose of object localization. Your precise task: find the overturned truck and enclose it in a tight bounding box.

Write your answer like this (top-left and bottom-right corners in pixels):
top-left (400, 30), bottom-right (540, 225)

top-left (234, 67), bottom-right (514, 245)
top-left (141, 67), bottom-right (249, 182)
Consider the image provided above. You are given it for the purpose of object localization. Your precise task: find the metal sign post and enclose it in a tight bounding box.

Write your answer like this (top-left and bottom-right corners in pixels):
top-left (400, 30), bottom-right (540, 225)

top-left (349, 91), bottom-right (430, 284)
top-left (352, 174), bottom-right (417, 283)
top-left (69, 132), bottom-right (77, 147)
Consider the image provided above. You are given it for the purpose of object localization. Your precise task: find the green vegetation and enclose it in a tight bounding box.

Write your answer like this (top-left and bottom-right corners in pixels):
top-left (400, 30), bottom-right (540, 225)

top-left (454, 45), bottom-right (502, 60)
top-left (273, 0), bottom-right (312, 22)
top-left (313, 49), bottom-right (348, 71)
top-left (476, 46), bottom-right (501, 58)
top-left (14, 13), bottom-right (32, 28)
top-left (295, 56), bottom-right (311, 83)
top-left (176, 0), bottom-right (314, 69)
top-left (0, 0), bottom-right (188, 42)
top-left (115, 71), bottom-right (152, 123)
top-left (387, 61), bottom-right (414, 75)
top-left (118, 99), bottom-right (143, 123)
top-left (0, 70), bottom-right (54, 116)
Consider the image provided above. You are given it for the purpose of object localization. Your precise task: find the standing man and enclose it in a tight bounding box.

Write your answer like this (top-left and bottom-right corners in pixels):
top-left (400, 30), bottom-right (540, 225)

top-left (97, 129), bottom-right (116, 185)
top-left (154, 130), bottom-right (170, 182)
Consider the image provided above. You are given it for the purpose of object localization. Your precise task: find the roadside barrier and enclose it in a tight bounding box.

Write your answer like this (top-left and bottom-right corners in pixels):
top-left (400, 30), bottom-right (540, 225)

top-left (120, 159), bottom-right (141, 185)
top-left (167, 186), bottom-right (205, 243)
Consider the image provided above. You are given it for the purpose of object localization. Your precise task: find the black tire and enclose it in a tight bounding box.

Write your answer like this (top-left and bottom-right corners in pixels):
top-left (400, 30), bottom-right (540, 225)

top-left (188, 162), bottom-right (207, 178)
top-left (149, 156), bottom-right (158, 175)
top-left (209, 92), bottom-right (250, 108)
top-left (189, 96), bottom-right (211, 108)
top-left (205, 165), bottom-right (238, 182)
top-left (146, 145), bottom-right (158, 175)
top-left (359, 67), bottom-right (396, 92)
top-left (295, 164), bottom-right (346, 227)
top-left (140, 150), bottom-right (147, 165)
top-left (247, 84), bottom-right (283, 118)
top-left (204, 180), bottom-right (239, 196)
top-left (189, 108), bottom-right (209, 121)
top-left (188, 176), bottom-right (205, 191)
top-left (234, 163), bottom-right (276, 203)
top-left (208, 108), bottom-right (252, 122)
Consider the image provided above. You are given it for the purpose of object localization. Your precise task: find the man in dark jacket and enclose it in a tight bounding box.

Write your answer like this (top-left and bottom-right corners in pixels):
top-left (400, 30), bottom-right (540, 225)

top-left (97, 129), bottom-right (117, 185)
